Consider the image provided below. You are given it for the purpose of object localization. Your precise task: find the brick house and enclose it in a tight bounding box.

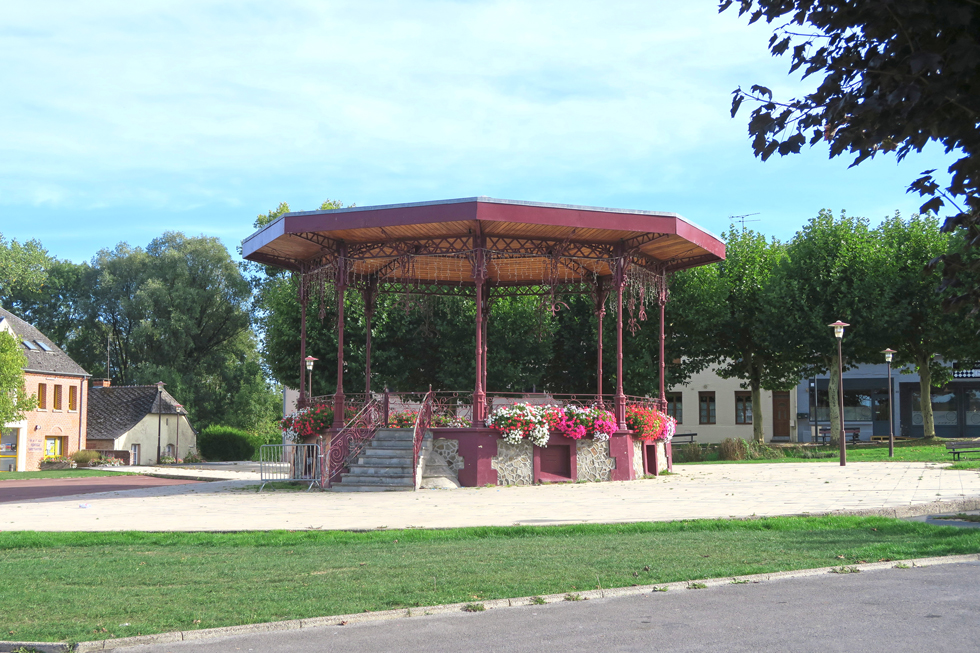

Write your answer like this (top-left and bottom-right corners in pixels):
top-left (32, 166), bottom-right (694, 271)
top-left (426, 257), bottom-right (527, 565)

top-left (0, 307), bottom-right (90, 472)
top-left (86, 380), bottom-right (196, 465)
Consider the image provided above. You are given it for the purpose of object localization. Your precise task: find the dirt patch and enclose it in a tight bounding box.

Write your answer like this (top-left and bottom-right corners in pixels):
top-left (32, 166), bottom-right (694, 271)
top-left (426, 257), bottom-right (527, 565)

top-left (0, 476), bottom-right (203, 502)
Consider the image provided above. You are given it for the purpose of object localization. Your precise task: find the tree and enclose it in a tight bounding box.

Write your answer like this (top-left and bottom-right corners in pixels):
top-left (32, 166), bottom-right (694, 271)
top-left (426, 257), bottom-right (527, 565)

top-left (81, 233), bottom-right (279, 432)
top-left (722, 0), bottom-right (980, 310)
top-left (0, 331), bottom-right (36, 425)
top-left (708, 228), bottom-right (799, 441)
top-left (0, 234), bottom-right (54, 299)
top-left (878, 213), bottom-right (977, 437)
top-left (0, 259), bottom-right (89, 352)
top-left (768, 211), bottom-right (894, 444)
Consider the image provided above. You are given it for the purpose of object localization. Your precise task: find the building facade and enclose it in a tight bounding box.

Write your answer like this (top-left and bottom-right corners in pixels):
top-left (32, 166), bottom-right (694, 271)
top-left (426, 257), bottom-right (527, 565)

top-left (86, 380), bottom-right (196, 464)
top-left (0, 308), bottom-right (90, 472)
top-left (668, 365), bottom-right (796, 444)
top-left (796, 361), bottom-right (980, 442)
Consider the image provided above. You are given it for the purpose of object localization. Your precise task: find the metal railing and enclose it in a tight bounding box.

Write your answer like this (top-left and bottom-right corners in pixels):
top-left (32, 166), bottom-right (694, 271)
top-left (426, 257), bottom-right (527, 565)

top-left (412, 389), bottom-right (434, 489)
top-left (259, 443), bottom-right (323, 491)
top-left (325, 397), bottom-right (383, 488)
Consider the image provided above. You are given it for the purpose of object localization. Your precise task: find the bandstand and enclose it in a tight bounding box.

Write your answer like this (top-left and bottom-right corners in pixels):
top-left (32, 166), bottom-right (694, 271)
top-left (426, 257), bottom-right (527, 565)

top-left (242, 197), bottom-right (724, 488)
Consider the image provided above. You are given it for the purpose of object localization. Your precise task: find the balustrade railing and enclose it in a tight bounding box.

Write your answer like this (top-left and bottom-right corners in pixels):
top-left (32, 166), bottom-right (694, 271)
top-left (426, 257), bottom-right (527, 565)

top-left (324, 397), bottom-right (382, 487)
top-left (306, 389), bottom-right (663, 437)
top-left (412, 389), bottom-right (434, 489)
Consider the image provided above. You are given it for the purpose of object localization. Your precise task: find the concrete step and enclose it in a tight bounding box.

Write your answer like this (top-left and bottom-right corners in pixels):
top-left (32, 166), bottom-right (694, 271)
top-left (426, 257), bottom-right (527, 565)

top-left (361, 442), bottom-right (414, 451)
top-left (347, 465), bottom-right (414, 476)
top-left (330, 484), bottom-right (414, 492)
top-left (358, 455), bottom-right (415, 466)
top-left (373, 430), bottom-right (415, 441)
top-left (339, 475), bottom-right (414, 487)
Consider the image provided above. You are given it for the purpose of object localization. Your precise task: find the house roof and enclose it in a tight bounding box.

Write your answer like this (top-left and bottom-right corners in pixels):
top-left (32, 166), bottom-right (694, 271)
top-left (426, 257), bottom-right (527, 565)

top-left (87, 385), bottom-right (188, 440)
top-left (0, 307), bottom-right (89, 377)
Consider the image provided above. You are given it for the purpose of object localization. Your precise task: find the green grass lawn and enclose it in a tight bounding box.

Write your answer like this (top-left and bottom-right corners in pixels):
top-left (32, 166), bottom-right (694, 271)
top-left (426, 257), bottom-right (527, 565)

top-left (0, 469), bottom-right (134, 481)
top-left (3, 515), bottom-right (979, 643)
top-left (677, 438), bottom-right (970, 465)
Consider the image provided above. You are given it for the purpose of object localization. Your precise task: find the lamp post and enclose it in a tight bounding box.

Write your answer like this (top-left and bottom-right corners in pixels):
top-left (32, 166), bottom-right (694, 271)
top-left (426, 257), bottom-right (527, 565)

top-left (155, 381), bottom-right (166, 465)
top-left (829, 321), bottom-right (849, 467)
top-left (174, 403), bottom-right (182, 461)
top-left (305, 356), bottom-right (317, 404)
top-left (883, 348), bottom-right (896, 458)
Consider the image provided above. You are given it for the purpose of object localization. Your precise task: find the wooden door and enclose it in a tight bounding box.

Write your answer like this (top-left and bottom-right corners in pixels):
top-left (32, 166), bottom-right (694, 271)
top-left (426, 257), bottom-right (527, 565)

top-left (772, 392), bottom-right (791, 439)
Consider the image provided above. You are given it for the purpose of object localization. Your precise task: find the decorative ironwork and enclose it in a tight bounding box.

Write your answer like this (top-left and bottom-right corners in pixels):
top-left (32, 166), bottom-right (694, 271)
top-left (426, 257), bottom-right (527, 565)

top-left (412, 389), bottom-right (434, 489)
top-left (485, 392), bottom-right (617, 414)
top-left (325, 396), bottom-right (383, 487)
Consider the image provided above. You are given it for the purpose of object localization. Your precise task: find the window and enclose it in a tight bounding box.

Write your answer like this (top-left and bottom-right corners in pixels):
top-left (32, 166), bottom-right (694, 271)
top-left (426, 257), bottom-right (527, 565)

top-left (22, 339), bottom-right (38, 350)
top-left (35, 340), bottom-right (52, 352)
top-left (68, 386), bottom-right (78, 411)
top-left (45, 437), bottom-right (64, 457)
top-left (735, 392), bottom-right (752, 424)
top-left (666, 393), bottom-right (683, 423)
top-left (37, 383), bottom-right (47, 409)
top-left (53, 385), bottom-right (63, 410)
top-left (699, 392), bottom-right (716, 425)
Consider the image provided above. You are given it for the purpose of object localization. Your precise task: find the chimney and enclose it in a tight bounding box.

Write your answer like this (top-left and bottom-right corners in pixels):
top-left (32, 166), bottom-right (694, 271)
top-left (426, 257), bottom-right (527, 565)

top-left (92, 378), bottom-right (111, 388)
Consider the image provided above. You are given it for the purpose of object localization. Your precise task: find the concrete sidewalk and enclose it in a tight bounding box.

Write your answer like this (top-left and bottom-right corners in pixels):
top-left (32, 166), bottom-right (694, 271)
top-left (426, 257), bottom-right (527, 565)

top-left (3, 461), bottom-right (980, 531)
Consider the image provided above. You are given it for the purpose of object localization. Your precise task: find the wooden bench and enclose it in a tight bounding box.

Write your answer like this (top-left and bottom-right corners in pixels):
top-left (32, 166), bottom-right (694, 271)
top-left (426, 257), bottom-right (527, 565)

top-left (816, 427), bottom-right (861, 445)
top-left (671, 433), bottom-right (697, 445)
top-left (947, 440), bottom-right (980, 461)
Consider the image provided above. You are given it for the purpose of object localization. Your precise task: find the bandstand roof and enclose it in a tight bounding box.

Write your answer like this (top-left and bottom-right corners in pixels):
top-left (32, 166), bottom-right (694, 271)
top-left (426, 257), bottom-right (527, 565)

top-left (241, 197), bottom-right (725, 287)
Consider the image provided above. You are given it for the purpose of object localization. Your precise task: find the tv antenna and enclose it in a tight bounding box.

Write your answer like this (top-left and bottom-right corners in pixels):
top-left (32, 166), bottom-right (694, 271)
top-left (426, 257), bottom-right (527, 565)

top-left (730, 213), bottom-right (760, 230)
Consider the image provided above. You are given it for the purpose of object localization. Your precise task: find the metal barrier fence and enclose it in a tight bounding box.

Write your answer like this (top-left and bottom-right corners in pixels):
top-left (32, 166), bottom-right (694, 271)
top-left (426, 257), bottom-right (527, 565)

top-left (259, 443), bottom-right (323, 491)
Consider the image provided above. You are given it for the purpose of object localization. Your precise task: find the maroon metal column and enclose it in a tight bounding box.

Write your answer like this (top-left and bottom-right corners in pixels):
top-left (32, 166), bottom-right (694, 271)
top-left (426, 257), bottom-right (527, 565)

top-left (473, 237), bottom-right (487, 427)
top-left (481, 282), bottom-right (489, 399)
top-left (657, 278), bottom-right (668, 412)
top-left (363, 277), bottom-right (377, 396)
top-left (594, 277), bottom-right (608, 404)
top-left (298, 274), bottom-right (309, 409)
top-left (333, 246), bottom-right (348, 428)
top-left (614, 249), bottom-right (627, 429)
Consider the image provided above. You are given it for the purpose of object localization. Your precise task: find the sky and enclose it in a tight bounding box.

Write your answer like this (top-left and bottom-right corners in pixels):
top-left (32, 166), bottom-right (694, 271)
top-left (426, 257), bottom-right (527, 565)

top-left (1, 0), bottom-right (956, 264)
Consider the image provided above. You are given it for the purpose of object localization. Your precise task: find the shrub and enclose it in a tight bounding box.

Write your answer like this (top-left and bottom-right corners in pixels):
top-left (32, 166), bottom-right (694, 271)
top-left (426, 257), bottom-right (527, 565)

top-left (72, 450), bottom-right (103, 466)
top-left (718, 438), bottom-right (747, 461)
top-left (746, 441), bottom-right (784, 460)
top-left (783, 445), bottom-right (835, 459)
top-left (198, 425), bottom-right (255, 461)
top-left (677, 442), bottom-right (706, 463)
top-left (183, 449), bottom-right (205, 464)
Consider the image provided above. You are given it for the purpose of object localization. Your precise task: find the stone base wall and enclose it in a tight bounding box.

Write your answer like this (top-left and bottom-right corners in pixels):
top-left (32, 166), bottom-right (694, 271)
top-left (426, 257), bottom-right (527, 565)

top-left (576, 439), bottom-right (616, 482)
top-left (491, 440), bottom-right (533, 485)
top-left (633, 440), bottom-right (644, 478)
top-left (431, 438), bottom-right (464, 473)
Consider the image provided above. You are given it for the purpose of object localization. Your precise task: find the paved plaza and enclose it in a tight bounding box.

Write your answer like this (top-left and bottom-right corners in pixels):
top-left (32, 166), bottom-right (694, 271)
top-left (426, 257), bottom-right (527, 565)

top-left (2, 461), bottom-right (980, 531)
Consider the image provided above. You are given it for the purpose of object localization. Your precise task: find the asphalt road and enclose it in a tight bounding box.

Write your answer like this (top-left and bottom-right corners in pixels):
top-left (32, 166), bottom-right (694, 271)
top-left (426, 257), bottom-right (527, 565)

top-left (0, 476), bottom-right (201, 503)
top-left (126, 561), bottom-right (980, 653)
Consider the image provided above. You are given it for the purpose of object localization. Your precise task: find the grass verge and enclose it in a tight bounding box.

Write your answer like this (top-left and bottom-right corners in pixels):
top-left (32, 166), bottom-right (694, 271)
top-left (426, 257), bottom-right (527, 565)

top-left (0, 469), bottom-right (133, 481)
top-left (2, 515), bottom-right (979, 642)
top-left (678, 439), bottom-right (968, 464)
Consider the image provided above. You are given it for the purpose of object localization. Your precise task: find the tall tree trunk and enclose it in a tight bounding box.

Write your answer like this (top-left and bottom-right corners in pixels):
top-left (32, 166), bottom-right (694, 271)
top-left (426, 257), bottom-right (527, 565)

top-left (917, 356), bottom-right (936, 439)
top-left (751, 362), bottom-right (764, 443)
top-left (828, 356), bottom-right (841, 447)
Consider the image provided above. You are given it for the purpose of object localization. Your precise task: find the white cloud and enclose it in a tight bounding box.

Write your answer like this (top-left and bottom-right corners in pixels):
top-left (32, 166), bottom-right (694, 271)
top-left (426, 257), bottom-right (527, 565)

top-left (0, 0), bottom-right (791, 210)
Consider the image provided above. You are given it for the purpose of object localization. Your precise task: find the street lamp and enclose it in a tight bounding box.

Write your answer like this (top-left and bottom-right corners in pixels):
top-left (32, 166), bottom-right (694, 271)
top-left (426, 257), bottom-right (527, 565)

top-left (155, 381), bottom-right (166, 465)
top-left (829, 321), bottom-right (849, 467)
top-left (883, 348), bottom-right (896, 458)
top-left (305, 356), bottom-right (318, 402)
